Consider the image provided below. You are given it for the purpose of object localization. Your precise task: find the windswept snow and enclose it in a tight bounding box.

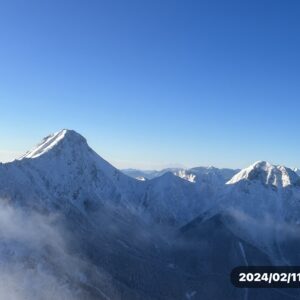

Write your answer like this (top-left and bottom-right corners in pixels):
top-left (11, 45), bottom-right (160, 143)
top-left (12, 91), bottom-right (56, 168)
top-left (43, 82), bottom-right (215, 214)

top-left (19, 129), bottom-right (70, 159)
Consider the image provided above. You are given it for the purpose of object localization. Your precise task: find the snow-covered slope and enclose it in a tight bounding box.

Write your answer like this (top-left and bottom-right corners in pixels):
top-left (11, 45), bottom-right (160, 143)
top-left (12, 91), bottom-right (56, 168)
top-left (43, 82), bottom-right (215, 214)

top-left (3, 131), bottom-right (300, 233)
top-left (122, 166), bottom-right (238, 224)
top-left (129, 166), bottom-right (239, 225)
top-left (141, 172), bottom-right (205, 225)
top-left (0, 129), bottom-right (143, 214)
top-left (0, 130), bottom-right (219, 226)
top-left (209, 161), bottom-right (300, 263)
top-left (19, 129), bottom-right (73, 159)
top-left (123, 166), bottom-right (239, 212)
top-left (227, 161), bottom-right (300, 188)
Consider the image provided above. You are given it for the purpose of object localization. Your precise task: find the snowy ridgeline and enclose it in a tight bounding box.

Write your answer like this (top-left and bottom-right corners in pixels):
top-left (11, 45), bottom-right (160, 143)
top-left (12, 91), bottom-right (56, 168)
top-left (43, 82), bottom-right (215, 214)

top-left (1, 129), bottom-right (300, 300)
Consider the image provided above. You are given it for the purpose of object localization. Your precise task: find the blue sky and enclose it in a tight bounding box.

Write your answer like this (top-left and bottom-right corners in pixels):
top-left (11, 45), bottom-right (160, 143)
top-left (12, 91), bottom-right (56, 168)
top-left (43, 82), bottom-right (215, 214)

top-left (0, 0), bottom-right (300, 169)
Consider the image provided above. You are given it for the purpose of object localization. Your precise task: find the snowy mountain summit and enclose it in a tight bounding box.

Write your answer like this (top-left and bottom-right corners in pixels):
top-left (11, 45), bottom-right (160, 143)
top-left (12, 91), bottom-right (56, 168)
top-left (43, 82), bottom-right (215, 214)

top-left (18, 129), bottom-right (85, 159)
top-left (227, 160), bottom-right (300, 188)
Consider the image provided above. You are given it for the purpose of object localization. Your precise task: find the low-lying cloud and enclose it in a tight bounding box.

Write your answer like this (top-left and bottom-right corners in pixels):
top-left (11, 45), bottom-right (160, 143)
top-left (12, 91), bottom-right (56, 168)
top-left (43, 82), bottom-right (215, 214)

top-left (0, 202), bottom-right (87, 300)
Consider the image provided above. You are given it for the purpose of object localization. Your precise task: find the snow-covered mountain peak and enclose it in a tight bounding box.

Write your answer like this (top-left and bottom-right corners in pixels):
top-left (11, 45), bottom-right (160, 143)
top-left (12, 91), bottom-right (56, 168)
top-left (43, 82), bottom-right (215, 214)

top-left (19, 129), bottom-right (87, 160)
top-left (226, 160), bottom-right (300, 188)
top-left (173, 169), bottom-right (196, 183)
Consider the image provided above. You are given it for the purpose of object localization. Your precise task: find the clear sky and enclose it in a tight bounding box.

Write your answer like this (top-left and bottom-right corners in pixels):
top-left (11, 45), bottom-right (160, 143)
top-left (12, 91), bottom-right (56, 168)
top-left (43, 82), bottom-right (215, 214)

top-left (0, 0), bottom-right (300, 170)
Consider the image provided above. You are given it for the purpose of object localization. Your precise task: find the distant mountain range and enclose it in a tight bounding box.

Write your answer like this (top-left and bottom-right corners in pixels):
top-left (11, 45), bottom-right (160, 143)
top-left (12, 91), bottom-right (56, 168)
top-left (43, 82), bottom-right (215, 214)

top-left (1, 129), bottom-right (300, 299)
top-left (122, 166), bottom-right (239, 182)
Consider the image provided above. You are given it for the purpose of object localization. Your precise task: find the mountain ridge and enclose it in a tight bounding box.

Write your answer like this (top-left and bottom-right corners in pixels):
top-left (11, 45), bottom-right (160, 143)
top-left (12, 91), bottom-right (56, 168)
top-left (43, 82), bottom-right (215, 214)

top-left (1, 129), bottom-right (300, 299)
